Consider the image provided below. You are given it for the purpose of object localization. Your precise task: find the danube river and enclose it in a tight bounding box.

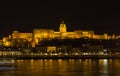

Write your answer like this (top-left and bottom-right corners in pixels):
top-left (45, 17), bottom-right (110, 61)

top-left (0, 59), bottom-right (120, 76)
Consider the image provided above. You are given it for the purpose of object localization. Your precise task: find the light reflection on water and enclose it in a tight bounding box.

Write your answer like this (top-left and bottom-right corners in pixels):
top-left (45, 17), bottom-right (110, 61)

top-left (0, 59), bottom-right (120, 76)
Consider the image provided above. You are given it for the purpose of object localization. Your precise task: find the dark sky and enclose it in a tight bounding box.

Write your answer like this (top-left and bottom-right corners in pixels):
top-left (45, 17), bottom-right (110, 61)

top-left (0, 1), bottom-right (120, 38)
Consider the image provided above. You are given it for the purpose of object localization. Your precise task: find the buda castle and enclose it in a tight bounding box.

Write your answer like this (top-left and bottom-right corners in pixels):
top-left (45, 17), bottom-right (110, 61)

top-left (1, 21), bottom-right (119, 47)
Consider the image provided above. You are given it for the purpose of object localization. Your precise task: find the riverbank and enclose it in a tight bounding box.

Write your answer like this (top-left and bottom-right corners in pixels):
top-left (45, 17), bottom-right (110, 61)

top-left (1, 55), bottom-right (120, 59)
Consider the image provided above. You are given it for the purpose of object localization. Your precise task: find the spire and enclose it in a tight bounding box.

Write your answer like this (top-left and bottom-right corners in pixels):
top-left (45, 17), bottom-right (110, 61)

top-left (61, 19), bottom-right (65, 24)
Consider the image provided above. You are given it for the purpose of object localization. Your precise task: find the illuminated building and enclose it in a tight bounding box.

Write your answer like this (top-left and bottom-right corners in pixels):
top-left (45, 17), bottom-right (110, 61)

top-left (1, 21), bottom-right (119, 47)
top-left (47, 46), bottom-right (56, 53)
top-left (12, 31), bottom-right (33, 39)
top-left (33, 29), bottom-right (55, 44)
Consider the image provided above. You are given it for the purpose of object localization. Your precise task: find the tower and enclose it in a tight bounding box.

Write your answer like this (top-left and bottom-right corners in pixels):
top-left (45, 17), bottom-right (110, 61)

top-left (59, 21), bottom-right (67, 33)
top-left (59, 21), bottom-right (67, 39)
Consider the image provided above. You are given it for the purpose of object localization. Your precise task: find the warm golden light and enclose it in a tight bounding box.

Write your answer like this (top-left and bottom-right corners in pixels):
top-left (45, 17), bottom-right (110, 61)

top-left (1, 21), bottom-right (118, 47)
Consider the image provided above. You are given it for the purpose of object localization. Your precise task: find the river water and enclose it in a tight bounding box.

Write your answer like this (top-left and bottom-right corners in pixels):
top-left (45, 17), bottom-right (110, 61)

top-left (0, 59), bottom-right (120, 76)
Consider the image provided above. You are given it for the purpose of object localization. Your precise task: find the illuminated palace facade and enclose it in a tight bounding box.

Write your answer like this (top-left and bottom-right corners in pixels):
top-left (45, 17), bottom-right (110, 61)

top-left (1, 21), bottom-right (119, 47)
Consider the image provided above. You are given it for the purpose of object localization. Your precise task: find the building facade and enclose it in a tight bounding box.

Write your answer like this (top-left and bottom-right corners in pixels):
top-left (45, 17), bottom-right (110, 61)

top-left (1, 21), bottom-right (119, 47)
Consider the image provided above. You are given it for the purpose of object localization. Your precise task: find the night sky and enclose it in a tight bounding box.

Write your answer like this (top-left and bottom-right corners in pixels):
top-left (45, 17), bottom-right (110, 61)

top-left (0, 1), bottom-right (120, 38)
